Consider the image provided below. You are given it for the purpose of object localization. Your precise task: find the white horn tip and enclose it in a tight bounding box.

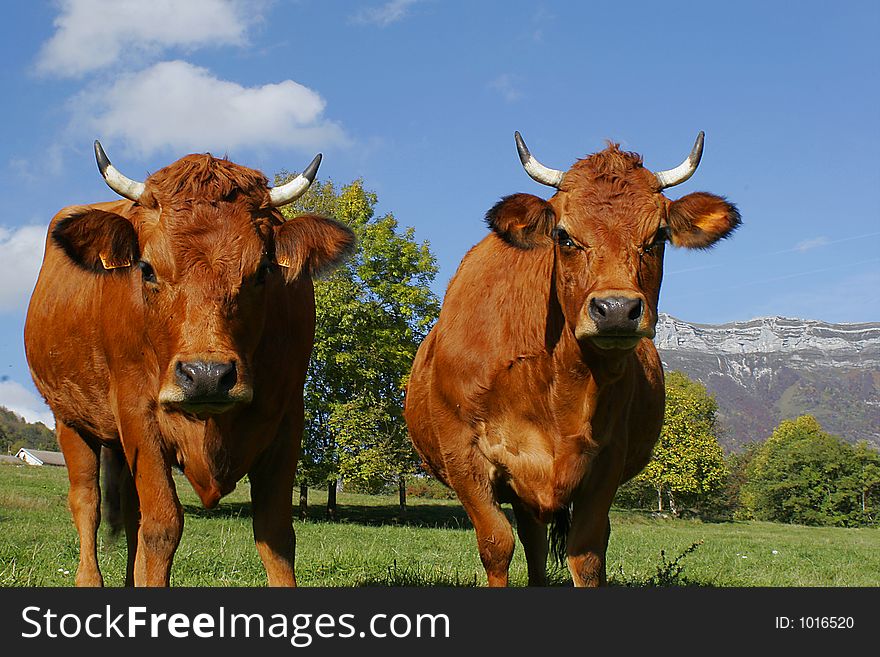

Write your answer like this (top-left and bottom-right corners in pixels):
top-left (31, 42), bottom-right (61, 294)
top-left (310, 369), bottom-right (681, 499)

top-left (655, 131), bottom-right (706, 189)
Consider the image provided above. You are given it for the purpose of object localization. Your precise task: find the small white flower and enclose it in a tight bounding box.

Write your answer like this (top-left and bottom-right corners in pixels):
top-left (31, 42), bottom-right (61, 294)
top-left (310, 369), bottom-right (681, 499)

top-left (741, 555), bottom-right (748, 559)
top-left (57, 568), bottom-right (63, 572)
top-left (772, 550), bottom-right (779, 555)
top-left (63, 570), bottom-right (70, 575)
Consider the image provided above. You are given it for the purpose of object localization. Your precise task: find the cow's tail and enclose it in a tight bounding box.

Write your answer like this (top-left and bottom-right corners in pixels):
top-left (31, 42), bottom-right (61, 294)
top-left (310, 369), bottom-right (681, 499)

top-left (548, 504), bottom-right (571, 567)
top-left (100, 447), bottom-right (125, 538)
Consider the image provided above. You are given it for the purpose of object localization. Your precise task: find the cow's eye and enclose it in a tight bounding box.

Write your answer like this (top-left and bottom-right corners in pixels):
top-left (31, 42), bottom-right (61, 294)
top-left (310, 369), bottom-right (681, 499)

top-left (644, 227), bottom-right (670, 253)
top-left (138, 260), bottom-right (157, 284)
top-left (553, 228), bottom-right (577, 249)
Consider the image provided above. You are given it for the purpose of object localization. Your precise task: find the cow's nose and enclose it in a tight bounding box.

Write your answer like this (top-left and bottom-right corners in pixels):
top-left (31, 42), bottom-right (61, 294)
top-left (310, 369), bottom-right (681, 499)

top-left (589, 296), bottom-right (643, 333)
top-left (175, 360), bottom-right (237, 400)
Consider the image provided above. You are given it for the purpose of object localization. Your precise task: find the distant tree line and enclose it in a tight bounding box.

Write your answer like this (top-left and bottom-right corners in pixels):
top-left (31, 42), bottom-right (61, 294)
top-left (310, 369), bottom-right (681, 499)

top-left (736, 415), bottom-right (880, 526)
top-left (615, 374), bottom-right (880, 527)
top-left (0, 407), bottom-right (55, 455)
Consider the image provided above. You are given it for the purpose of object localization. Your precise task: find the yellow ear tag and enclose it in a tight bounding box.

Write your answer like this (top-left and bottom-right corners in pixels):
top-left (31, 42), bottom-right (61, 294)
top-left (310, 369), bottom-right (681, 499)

top-left (99, 253), bottom-right (132, 270)
top-left (275, 255), bottom-right (291, 268)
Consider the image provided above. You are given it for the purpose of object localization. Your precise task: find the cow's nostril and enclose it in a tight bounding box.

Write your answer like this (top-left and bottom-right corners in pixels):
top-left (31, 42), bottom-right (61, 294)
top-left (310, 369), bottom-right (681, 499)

top-left (176, 361), bottom-right (196, 388)
top-left (628, 299), bottom-right (643, 321)
top-left (589, 298), bottom-right (608, 320)
top-left (218, 362), bottom-right (237, 393)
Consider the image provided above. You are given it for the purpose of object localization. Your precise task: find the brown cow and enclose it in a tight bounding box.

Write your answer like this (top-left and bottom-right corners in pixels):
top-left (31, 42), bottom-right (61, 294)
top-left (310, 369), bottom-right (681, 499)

top-left (24, 143), bottom-right (354, 586)
top-left (404, 132), bottom-right (739, 587)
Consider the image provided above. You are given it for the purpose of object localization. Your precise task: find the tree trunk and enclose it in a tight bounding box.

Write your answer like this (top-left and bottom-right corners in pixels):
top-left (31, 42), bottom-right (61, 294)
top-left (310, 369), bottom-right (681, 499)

top-left (299, 483), bottom-right (308, 520)
top-left (398, 476), bottom-right (407, 514)
top-left (657, 487), bottom-right (663, 512)
top-left (327, 479), bottom-right (337, 520)
top-left (668, 491), bottom-right (679, 518)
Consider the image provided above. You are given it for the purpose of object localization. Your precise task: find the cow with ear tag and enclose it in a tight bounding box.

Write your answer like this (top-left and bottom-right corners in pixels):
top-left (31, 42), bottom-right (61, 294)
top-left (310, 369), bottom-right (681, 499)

top-left (25, 142), bottom-right (355, 587)
top-left (404, 132), bottom-right (740, 587)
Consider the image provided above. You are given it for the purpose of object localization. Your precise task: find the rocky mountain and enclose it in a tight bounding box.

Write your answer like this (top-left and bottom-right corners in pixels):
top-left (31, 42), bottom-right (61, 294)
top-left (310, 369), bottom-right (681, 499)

top-left (653, 314), bottom-right (880, 452)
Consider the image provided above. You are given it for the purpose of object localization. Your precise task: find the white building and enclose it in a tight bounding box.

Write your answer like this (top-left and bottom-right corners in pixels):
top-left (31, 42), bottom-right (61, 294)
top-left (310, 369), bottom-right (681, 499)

top-left (15, 448), bottom-right (66, 467)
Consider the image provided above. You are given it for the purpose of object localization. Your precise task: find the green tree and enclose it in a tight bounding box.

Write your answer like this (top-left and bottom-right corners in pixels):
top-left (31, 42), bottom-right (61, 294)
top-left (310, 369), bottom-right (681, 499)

top-left (0, 406), bottom-right (56, 454)
top-left (631, 371), bottom-right (728, 517)
top-left (853, 441), bottom-right (880, 522)
top-left (725, 442), bottom-right (761, 520)
top-left (277, 176), bottom-right (440, 515)
top-left (741, 415), bottom-right (880, 527)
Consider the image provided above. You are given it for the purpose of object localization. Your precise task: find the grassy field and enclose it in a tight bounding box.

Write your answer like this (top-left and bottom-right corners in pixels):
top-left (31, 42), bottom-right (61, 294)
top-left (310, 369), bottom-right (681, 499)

top-left (1, 462), bottom-right (878, 587)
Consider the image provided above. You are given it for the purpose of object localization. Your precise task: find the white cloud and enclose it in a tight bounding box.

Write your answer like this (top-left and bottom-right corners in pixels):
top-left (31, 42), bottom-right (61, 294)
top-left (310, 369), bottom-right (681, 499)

top-left (530, 6), bottom-right (555, 43)
top-left (793, 236), bottom-right (830, 252)
top-left (352, 0), bottom-right (421, 27)
top-left (36, 0), bottom-right (252, 78)
top-left (0, 380), bottom-right (55, 429)
top-left (72, 60), bottom-right (348, 157)
top-left (0, 226), bottom-right (46, 313)
top-left (489, 74), bottom-right (523, 102)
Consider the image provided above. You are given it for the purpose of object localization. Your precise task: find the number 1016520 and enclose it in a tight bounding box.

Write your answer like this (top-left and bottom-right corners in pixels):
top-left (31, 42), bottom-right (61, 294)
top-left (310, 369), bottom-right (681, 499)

top-left (775, 616), bottom-right (854, 630)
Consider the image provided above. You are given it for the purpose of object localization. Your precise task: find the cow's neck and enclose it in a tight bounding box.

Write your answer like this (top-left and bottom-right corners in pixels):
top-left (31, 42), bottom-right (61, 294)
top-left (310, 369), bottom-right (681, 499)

top-left (549, 312), bottom-right (633, 407)
top-left (545, 328), bottom-right (634, 505)
top-left (161, 413), bottom-right (236, 508)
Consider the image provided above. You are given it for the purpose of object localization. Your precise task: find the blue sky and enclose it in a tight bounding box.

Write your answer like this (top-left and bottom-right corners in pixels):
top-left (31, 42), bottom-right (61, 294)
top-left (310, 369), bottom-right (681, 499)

top-left (0, 0), bottom-right (878, 425)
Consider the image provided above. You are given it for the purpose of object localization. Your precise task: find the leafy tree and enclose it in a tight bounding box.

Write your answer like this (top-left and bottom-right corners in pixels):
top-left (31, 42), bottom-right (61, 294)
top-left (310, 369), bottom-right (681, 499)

top-left (741, 415), bottom-right (880, 527)
top-left (853, 441), bottom-right (880, 521)
top-left (630, 371), bottom-right (728, 517)
top-left (0, 406), bottom-right (56, 454)
top-left (725, 442), bottom-right (761, 520)
top-left (277, 176), bottom-right (440, 515)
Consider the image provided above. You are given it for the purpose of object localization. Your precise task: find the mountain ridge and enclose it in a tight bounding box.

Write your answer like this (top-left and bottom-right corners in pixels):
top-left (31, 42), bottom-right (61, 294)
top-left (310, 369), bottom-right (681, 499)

top-left (653, 313), bottom-right (880, 452)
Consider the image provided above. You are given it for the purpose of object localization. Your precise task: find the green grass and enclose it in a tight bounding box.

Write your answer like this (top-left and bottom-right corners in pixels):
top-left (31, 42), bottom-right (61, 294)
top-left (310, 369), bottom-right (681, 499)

top-left (1, 463), bottom-right (878, 587)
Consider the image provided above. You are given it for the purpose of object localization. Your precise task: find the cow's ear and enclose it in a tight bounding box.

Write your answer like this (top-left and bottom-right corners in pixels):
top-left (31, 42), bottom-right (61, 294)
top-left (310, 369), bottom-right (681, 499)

top-left (52, 208), bottom-right (139, 272)
top-left (667, 192), bottom-right (741, 249)
top-left (275, 214), bottom-right (356, 282)
top-left (485, 193), bottom-right (556, 249)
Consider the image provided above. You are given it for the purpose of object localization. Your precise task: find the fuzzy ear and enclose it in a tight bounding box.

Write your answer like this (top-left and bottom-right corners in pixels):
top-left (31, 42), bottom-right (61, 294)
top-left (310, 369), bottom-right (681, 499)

top-left (52, 208), bottom-right (139, 272)
top-left (485, 193), bottom-right (556, 249)
top-left (275, 213), bottom-right (356, 282)
top-left (667, 192), bottom-right (741, 249)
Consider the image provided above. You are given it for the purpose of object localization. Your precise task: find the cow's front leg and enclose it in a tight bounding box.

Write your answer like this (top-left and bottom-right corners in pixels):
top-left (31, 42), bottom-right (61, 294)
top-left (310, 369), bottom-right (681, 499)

top-left (133, 462), bottom-right (182, 587)
top-left (449, 470), bottom-right (515, 587)
top-left (118, 423), bottom-right (182, 587)
top-left (57, 421), bottom-right (103, 587)
top-left (464, 496), bottom-right (515, 587)
top-left (249, 420), bottom-right (299, 586)
top-left (565, 443), bottom-right (625, 587)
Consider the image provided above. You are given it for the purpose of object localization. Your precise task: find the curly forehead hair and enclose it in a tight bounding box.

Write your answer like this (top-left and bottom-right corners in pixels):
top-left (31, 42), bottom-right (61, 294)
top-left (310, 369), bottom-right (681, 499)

top-left (559, 143), bottom-right (659, 203)
top-left (146, 154), bottom-right (272, 206)
top-left (561, 143), bottom-right (650, 185)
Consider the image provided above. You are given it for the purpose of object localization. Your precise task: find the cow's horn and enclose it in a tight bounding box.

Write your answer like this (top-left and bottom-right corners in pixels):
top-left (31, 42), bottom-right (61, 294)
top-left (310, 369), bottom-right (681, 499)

top-left (269, 153), bottom-right (322, 208)
top-left (515, 132), bottom-right (565, 188)
top-left (654, 131), bottom-right (705, 189)
top-left (94, 141), bottom-right (145, 202)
